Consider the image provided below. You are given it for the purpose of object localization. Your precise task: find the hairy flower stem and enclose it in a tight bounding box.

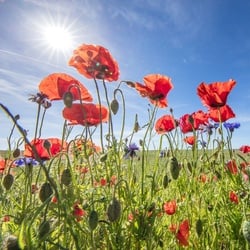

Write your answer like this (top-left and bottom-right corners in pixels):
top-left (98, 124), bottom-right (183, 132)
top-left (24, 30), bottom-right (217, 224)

top-left (0, 103), bottom-right (59, 198)
top-left (140, 105), bottom-right (158, 203)
top-left (34, 103), bottom-right (41, 140)
top-left (93, 78), bottom-right (104, 151)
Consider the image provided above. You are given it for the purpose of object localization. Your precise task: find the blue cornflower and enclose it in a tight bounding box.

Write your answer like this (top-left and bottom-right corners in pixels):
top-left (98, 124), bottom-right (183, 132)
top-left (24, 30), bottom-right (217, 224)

top-left (124, 143), bottom-right (139, 158)
top-left (14, 157), bottom-right (39, 167)
top-left (202, 123), bottom-right (219, 135)
top-left (223, 122), bottom-right (240, 132)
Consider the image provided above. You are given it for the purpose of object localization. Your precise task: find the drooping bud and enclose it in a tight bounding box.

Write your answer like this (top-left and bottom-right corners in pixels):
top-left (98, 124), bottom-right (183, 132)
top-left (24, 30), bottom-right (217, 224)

top-left (61, 168), bottom-right (72, 186)
top-left (169, 157), bottom-right (180, 180)
top-left (13, 148), bottom-right (21, 158)
top-left (38, 220), bottom-right (50, 240)
top-left (4, 235), bottom-right (21, 250)
top-left (39, 182), bottom-right (53, 202)
top-left (100, 153), bottom-right (108, 162)
top-left (89, 210), bottom-right (99, 231)
top-left (2, 174), bottom-right (14, 190)
top-left (110, 99), bottom-right (119, 115)
top-left (162, 174), bottom-right (169, 189)
top-left (107, 197), bottom-right (121, 222)
top-left (196, 218), bottom-right (203, 237)
top-left (63, 92), bottom-right (74, 108)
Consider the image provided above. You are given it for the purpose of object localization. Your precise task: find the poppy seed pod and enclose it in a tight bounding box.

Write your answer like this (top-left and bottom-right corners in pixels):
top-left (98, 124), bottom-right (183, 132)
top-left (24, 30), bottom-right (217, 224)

top-left (110, 98), bottom-right (119, 115)
top-left (39, 182), bottom-right (53, 202)
top-left (43, 140), bottom-right (51, 151)
top-left (89, 210), bottom-right (99, 231)
top-left (2, 174), bottom-right (14, 190)
top-left (242, 220), bottom-right (250, 243)
top-left (63, 91), bottom-right (74, 108)
top-left (61, 168), bottom-right (72, 186)
top-left (107, 197), bottom-right (121, 222)
top-left (169, 157), bottom-right (180, 180)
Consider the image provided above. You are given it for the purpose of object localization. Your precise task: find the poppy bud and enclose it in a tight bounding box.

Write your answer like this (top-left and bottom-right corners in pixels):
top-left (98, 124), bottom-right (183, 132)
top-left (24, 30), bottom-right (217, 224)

top-left (196, 218), bottom-right (203, 237)
top-left (242, 220), bottom-right (250, 243)
top-left (13, 148), bottom-right (21, 158)
top-left (100, 153), bottom-right (108, 162)
top-left (163, 174), bottom-right (169, 189)
top-left (39, 182), bottom-right (53, 202)
top-left (89, 210), bottom-right (99, 231)
top-left (14, 114), bottom-right (20, 120)
top-left (107, 197), bottom-right (121, 222)
top-left (169, 157), bottom-right (180, 180)
top-left (133, 121), bottom-right (140, 133)
top-left (110, 99), bottom-right (119, 115)
top-left (187, 162), bottom-right (192, 173)
top-left (63, 92), bottom-right (74, 108)
top-left (125, 81), bottom-right (135, 88)
top-left (38, 220), bottom-right (50, 240)
top-left (2, 174), bottom-right (14, 190)
top-left (61, 168), bottom-right (72, 186)
top-left (4, 235), bottom-right (20, 250)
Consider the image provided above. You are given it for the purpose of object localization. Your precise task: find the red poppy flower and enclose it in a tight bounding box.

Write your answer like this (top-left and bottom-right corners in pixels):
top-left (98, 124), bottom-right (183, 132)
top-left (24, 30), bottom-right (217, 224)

top-left (39, 73), bottom-right (93, 101)
top-left (176, 219), bottom-right (190, 246)
top-left (226, 159), bottom-right (238, 175)
top-left (163, 200), bottom-right (177, 215)
top-left (0, 158), bottom-right (6, 173)
top-left (229, 191), bottom-right (239, 204)
top-left (239, 145), bottom-right (250, 154)
top-left (132, 74), bottom-right (173, 108)
top-left (179, 110), bottom-right (208, 133)
top-left (68, 44), bottom-right (119, 82)
top-left (155, 115), bottom-right (176, 134)
top-left (184, 136), bottom-right (196, 145)
top-left (73, 203), bottom-right (86, 221)
top-left (169, 219), bottom-right (190, 246)
top-left (24, 138), bottom-right (68, 160)
top-left (197, 79), bottom-right (236, 108)
top-left (63, 103), bottom-right (109, 126)
top-left (208, 105), bottom-right (235, 122)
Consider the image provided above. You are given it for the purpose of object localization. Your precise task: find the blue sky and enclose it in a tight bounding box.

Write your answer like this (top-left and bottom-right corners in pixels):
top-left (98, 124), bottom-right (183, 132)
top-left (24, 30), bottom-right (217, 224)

top-left (0, 0), bottom-right (250, 150)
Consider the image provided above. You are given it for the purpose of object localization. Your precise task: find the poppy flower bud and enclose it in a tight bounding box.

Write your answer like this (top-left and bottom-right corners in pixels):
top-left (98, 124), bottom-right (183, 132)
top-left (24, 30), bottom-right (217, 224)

top-left (196, 219), bottom-right (203, 237)
top-left (89, 210), bottom-right (99, 231)
top-left (163, 174), bottom-right (169, 188)
top-left (110, 99), bottom-right (119, 115)
top-left (14, 114), bottom-right (20, 121)
top-left (242, 220), bottom-right (250, 243)
top-left (63, 91), bottom-right (74, 108)
top-left (100, 153), bottom-right (108, 162)
top-left (2, 174), bottom-right (14, 190)
top-left (107, 197), bottom-right (121, 222)
top-left (38, 220), bottom-right (50, 240)
top-left (125, 81), bottom-right (135, 88)
top-left (169, 157), bottom-right (180, 180)
top-left (39, 182), bottom-right (53, 202)
top-left (61, 168), bottom-right (72, 186)
top-left (13, 148), bottom-right (21, 158)
top-left (4, 235), bottom-right (20, 250)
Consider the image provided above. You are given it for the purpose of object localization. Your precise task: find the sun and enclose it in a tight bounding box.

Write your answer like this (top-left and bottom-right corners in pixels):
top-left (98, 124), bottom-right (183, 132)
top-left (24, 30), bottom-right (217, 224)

top-left (42, 24), bottom-right (74, 52)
